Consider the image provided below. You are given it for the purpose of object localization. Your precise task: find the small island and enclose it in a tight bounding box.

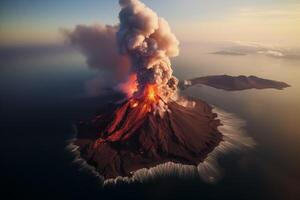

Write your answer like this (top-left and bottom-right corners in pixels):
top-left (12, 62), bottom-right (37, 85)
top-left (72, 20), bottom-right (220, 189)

top-left (179, 75), bottom-right (290, 91)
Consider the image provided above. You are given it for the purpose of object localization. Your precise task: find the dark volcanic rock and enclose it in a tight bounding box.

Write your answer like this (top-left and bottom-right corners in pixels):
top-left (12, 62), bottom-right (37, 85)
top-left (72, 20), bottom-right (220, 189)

top-left (74, 98), bottom-right (222, 179)
top-left (179, 75), bottom-right (290, 91)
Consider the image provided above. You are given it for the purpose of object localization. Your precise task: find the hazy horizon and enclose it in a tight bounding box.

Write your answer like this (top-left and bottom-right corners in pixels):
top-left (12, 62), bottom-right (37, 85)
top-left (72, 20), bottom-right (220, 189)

top-left (1, 0), bottom-right (300, 47)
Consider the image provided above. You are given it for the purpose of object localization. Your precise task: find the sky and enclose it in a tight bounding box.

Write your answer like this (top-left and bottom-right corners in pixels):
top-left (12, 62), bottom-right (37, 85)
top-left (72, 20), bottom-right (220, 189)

top-left (0, 0), bottom-right (300, 47)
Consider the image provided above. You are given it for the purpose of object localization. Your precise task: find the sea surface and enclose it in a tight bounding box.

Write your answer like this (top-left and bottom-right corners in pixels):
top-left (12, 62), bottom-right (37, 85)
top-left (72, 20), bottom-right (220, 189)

top-left (1, 43), bottom-right (300, 200)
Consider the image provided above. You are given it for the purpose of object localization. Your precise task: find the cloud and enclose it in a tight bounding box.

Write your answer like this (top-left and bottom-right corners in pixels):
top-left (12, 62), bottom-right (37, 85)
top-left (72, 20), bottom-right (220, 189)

top-left (212, 41), bottom-right (300, 60)
top-left (212, 50), bottom-right (246, 56)
top-left (257, 50), bottom-right (284, 58)
top-left (117, 0), bottom-right (180, 104)
top-left (64, 23), bottom-right (134, 97)
top-left (65, 24), bottom-right (131, 80)
top-left (65, 0), bottom-right (180, 104)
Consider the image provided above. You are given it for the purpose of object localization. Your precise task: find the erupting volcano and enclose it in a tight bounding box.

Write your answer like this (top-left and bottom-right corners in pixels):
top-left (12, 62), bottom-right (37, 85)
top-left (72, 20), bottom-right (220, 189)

top-left (75, 96), bottom-right (222, 179)
top-left (67, 0), bottom-right (257, 181)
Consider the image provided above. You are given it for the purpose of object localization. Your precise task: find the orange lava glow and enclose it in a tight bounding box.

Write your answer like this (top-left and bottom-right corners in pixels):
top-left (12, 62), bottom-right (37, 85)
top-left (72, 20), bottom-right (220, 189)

top-left (119, 73), bottom-right (138, 98)
top-left (128, 84), bottom-right (160, 109)
top-left (144, 84), bottom-right (159, 104)
top-left (94, 99), bottom-right (152, 145)
top-left (93, 83), bottom-right (162, 147)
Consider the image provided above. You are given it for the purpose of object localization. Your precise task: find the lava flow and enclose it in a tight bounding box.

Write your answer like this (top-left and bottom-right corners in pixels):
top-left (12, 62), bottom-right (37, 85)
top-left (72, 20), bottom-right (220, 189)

top-left (74, 93), bottom-right (223, 179)
top-left (94, 82), bottom-right (162, 145)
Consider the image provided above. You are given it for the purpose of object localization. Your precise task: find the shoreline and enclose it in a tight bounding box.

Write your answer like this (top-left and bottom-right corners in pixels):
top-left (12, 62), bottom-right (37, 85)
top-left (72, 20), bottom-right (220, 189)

top-left (66, 100), bottom-right (255, 185)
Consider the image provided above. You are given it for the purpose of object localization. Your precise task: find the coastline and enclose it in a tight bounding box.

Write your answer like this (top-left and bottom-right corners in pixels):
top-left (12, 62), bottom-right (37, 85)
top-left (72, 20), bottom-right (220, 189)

top-left (66, 102), bottom-right (255, 185)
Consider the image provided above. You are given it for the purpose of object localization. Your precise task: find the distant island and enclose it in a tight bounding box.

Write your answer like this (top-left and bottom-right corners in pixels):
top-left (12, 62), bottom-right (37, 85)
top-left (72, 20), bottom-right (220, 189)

top-left (211, 51), bottom-right (247, 56)
top-left (179, 75), bottom-right (290, 91)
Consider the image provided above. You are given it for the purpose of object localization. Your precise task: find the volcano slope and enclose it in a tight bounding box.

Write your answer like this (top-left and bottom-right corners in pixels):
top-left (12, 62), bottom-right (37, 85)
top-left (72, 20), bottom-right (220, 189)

top-left (74, 98), bottom-right (222, 179)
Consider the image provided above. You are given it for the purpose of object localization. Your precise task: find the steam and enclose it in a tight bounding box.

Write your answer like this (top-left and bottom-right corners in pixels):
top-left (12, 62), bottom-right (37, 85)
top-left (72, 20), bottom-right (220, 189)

top-left (67, 24), bottom-right (130, 71)
top-left (65, 24), bottom-right (133, 97)
top-left (66, 0), bottom-right (180, 109)
top-left (117, 0), bottom-right (180, 105)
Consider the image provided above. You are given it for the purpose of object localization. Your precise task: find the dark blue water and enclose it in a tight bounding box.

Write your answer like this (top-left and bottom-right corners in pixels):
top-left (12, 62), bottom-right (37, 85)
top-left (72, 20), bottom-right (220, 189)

top-left (1, 45), bottom-right (299, 200)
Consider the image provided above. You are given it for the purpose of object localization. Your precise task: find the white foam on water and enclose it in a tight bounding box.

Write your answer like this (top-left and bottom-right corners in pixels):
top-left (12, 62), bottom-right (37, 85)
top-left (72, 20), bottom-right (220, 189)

top-left (197, 107), bottom-right (255, 183)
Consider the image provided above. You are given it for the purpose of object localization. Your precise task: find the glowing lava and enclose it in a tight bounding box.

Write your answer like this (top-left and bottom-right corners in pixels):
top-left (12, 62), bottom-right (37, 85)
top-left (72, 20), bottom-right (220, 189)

top-left (93, 82), bottom-right (163, 147)
top-left (108, 67), bottom-right (163, 144)
top-left (119, 72), bottom-right (161, 110)
top-left (143, 84), bottom-right (159, 105)
top-left (118, 74), bottom-right (138, 98)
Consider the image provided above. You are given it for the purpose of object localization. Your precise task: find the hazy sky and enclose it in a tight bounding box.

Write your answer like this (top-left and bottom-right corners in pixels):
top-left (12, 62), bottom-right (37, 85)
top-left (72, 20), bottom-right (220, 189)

top-left (0, 0), bottom-right (299, 46)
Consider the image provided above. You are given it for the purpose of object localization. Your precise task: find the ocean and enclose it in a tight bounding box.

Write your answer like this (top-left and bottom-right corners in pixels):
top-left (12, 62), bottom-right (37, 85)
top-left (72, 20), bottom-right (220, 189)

top-left (1, 43), bottom-right (300, 199)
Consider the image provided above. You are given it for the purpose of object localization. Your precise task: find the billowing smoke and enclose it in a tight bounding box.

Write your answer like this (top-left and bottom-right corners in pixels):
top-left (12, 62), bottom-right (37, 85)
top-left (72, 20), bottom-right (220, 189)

top-left (66, 24), bottom-right (131, 79)
top-left (67, 0), bottom-right (180, 111)
top-left (117, 0), bottom-right (180, 104)
top-left (65, 24), bottom-right (132, 97)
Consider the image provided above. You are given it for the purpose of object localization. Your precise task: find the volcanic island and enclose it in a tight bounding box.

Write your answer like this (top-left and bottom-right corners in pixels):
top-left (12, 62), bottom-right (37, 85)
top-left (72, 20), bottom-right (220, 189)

top-left (74, 94), bottom-right (222, 179)
top-left (68, 0), bottom-right (290, 181)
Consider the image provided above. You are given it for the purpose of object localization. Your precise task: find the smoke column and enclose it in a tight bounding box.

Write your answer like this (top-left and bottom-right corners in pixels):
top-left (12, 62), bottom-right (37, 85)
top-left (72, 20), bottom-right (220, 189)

top-left (65, 24), bottom-right (131, 96)
top-left (67, 0), bottom-right (180, 112)
top-left (117, 0), bottom-right (180, 109)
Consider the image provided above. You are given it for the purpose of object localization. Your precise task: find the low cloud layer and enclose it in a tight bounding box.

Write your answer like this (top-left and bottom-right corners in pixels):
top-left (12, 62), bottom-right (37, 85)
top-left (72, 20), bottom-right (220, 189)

top-left (212, 41), bottom-right (300, 60)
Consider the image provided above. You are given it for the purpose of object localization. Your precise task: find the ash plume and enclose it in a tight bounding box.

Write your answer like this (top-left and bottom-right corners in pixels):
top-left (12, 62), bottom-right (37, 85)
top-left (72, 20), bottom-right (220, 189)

top-left (66, 0), bottom-right (180, 111)
top-left (66, 24), bottom-right (130, 74)
top-left (117, 0), bottom-right (180, 106)
top-left (65, 24), bottom-right (131, 92)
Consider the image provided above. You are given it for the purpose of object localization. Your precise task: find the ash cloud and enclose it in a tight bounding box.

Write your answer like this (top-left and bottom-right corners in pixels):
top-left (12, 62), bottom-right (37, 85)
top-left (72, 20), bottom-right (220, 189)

top-left (65, 0), bottom-right (180, 103)
top-left (66, 24), bottom-right (130, 72)
top-left (117, 0), bottom-right (180, 104)
top-left (65, 24), bottom-right (133, 97)
top-left (66, 0), bottom-right (180, 109)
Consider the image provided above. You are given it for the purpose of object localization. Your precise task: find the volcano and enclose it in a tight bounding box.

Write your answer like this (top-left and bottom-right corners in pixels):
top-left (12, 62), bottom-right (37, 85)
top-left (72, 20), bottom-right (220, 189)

top-left (74, 96), bottom-right (222, 179)
top-left (67, 0), bottom-right (224, 180)
top-left (68, 0), bottom-right (252, 181)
